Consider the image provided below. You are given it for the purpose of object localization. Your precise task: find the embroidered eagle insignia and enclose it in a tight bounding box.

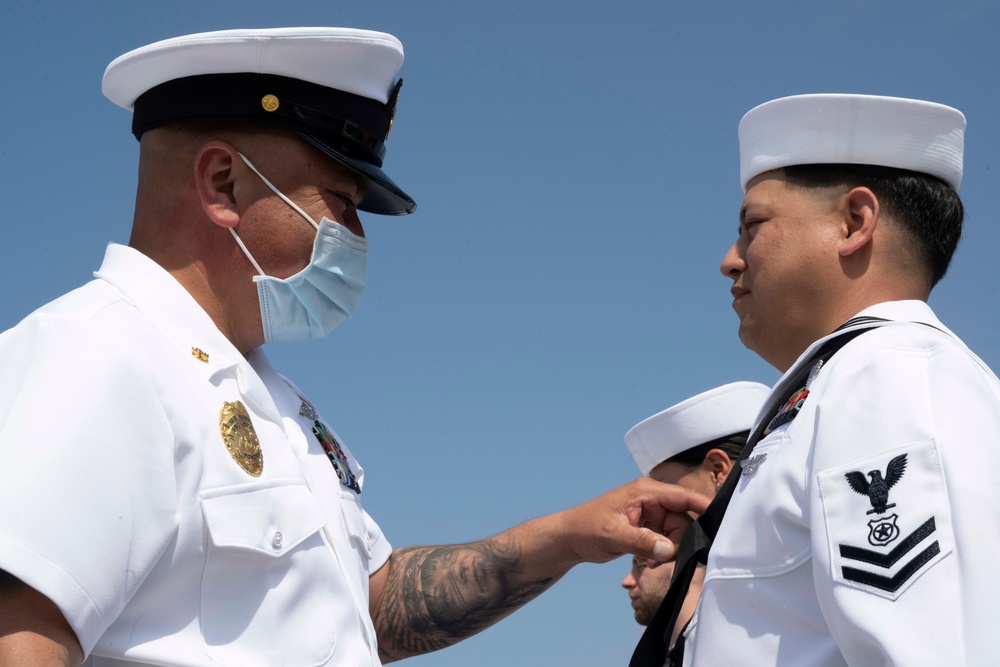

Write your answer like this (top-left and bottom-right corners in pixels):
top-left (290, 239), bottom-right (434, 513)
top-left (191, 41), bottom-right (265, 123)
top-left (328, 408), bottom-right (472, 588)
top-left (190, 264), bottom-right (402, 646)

top-left (845, 453), bottom-right (908, 515)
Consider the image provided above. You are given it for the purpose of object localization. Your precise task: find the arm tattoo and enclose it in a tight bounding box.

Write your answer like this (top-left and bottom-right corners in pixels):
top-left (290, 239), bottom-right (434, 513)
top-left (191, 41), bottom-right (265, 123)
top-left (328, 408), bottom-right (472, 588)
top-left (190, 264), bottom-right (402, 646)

top-left (375, 536), bottom-right (555, 660)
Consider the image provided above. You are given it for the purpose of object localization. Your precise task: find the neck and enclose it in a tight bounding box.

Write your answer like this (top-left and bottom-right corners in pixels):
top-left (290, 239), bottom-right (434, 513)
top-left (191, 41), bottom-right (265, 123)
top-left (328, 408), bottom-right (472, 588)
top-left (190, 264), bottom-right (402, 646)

top-left (130, 222), bottom-right (264, 356)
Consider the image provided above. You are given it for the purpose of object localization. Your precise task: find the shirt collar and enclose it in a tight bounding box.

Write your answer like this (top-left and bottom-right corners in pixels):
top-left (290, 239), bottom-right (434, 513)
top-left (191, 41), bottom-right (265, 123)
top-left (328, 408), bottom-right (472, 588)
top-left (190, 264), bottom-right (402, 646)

top-left (849, 300), bottom-right (951, 335)
top-left (782, 300), bottom-right (948, 384)
top-left (93, 243), bottom-right (283, 422)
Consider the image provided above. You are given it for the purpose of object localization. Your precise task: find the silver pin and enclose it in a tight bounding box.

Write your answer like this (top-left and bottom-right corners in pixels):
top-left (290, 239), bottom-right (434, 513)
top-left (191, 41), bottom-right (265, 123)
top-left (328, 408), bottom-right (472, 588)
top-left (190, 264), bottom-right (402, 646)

top-left (299, 401), bottom-right (318, 421)
top-left (806, 359), bottom-right (824, 388)
top-left (741, 453), bottom-right (768, 477)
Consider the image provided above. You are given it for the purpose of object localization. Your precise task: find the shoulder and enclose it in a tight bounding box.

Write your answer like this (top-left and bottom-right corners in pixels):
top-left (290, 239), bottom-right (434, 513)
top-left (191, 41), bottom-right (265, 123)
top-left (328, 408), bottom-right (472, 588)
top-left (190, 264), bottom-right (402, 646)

top-left (801, 320), bottom-right (1000, 468)
top-left (823, 321), bottom-right (994, 391)
top-left (0, 280), bottom-right (170, 421)
top-left (3, 280), bottom-right (133, 356)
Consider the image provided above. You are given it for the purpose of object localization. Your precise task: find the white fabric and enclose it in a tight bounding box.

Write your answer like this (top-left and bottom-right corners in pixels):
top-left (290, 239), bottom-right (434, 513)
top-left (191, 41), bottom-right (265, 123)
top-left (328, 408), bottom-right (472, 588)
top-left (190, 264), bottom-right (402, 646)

top-left (739, 94), bottom-right (966, 191)
top-left (624, 382), bottom-right (770, 475)
top-left (684, 300), bottom-right (1000, 666)
top-left (0, 244), bottom-right (391, 666)
top-left (102, 27), bottom-right (403, 109)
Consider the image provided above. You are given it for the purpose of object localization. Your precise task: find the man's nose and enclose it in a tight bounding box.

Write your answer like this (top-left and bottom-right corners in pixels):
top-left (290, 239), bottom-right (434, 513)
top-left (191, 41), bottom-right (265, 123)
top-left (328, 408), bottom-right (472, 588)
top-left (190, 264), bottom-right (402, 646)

top-left (720, 241), bottom-right (745, 278)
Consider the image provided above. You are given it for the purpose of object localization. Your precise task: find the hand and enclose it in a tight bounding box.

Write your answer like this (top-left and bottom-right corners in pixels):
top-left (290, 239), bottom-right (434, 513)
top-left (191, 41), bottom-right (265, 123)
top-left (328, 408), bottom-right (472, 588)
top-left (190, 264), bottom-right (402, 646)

top-left (557, 477), bottom-right (711, 565)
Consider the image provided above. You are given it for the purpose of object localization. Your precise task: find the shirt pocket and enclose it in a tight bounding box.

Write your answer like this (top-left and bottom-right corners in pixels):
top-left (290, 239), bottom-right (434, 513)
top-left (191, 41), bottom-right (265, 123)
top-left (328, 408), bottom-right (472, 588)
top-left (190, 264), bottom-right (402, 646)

top-left (199, 480), bottom-right (339, 667)
top-left (336, 486), bottom-right (375, 560)
top-left (708, 434), bottom-right (813, 578)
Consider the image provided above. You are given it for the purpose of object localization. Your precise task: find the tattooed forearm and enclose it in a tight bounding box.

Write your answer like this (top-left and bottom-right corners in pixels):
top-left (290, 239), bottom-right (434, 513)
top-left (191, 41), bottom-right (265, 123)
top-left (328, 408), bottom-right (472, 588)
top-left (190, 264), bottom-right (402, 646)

top-left (374, 536), bottom-right (556, 660)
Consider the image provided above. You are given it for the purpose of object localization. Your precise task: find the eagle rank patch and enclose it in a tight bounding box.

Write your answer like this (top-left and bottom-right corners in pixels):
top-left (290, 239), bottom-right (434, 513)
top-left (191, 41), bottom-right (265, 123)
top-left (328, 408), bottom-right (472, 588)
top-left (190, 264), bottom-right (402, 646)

top-left (818, 440), bottom-right (952, 600)
top-left (219, 400), bottom-right (264, 477)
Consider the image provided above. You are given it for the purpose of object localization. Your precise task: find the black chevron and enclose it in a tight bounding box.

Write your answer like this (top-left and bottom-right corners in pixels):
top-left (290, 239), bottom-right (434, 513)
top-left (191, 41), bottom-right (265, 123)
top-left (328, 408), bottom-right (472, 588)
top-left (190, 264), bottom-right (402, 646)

top-left (839, 517), bottom-right (936, 568)
top-left (841, 541), bottom-right (940, 592)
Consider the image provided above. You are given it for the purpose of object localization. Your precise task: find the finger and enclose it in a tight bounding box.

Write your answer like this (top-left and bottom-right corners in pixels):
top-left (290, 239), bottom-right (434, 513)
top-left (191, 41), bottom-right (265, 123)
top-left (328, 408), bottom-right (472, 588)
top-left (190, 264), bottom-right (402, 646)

top-left (628, 526), bottom-right (680, 563)
top-left (659, 511), bottom-right (694, 547)
top-left (643, 478), bottom-right (711, 516)
top-left (628, 480), bottom-right (709, 532)
top-left (640, 501), bottom-right (668, 535)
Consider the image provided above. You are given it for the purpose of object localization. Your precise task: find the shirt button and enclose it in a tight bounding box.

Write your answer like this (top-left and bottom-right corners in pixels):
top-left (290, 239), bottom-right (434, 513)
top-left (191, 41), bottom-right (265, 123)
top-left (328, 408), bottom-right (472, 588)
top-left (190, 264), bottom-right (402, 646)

top-left (271, 532), bottom-right (283, 549)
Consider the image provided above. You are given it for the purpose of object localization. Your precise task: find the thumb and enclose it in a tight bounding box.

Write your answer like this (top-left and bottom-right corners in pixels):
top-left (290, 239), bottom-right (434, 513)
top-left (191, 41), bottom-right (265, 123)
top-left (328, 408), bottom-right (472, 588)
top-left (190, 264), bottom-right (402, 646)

top-left (630, 526), bottom-right (679, 563)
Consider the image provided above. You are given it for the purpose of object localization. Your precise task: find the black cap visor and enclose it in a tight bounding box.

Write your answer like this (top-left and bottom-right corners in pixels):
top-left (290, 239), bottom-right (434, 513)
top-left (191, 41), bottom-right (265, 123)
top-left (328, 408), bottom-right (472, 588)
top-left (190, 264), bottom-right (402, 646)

top-left (298, 132), bottom-right (415, 215)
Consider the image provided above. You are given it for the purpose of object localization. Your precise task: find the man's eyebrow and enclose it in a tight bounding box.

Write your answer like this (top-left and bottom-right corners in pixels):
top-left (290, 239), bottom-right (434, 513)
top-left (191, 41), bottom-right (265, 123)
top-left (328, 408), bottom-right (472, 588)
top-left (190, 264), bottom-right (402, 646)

top-left (740, 202), bottom-right (764, 224)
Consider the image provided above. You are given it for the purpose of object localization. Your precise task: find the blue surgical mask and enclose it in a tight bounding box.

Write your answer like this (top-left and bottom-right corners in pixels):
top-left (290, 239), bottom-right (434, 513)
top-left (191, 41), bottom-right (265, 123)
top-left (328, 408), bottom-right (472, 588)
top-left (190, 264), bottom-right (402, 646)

top-left (232, 153), bottom-right (368, 343)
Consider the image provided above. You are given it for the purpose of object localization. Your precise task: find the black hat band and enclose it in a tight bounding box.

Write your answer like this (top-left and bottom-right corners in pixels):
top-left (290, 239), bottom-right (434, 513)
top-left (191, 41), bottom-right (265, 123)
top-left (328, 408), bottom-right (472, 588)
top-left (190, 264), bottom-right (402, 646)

top-left (132, 73), bottom-right (401, 167)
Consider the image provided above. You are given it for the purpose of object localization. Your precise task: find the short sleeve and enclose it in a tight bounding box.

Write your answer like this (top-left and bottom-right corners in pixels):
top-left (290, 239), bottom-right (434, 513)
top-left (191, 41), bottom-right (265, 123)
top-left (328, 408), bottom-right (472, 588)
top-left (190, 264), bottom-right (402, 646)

top-left (0, 308), bottom-right (179, 655)
top-left (363, 507), bottom-right (392, 572)
top-left (808, 329), bottom-right (1000, 664)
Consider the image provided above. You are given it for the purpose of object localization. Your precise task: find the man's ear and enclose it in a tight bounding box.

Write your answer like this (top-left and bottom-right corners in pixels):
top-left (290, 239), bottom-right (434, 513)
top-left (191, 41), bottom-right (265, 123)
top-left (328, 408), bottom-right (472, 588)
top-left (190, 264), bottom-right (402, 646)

top-left (193, 141), bottom-right (242, 229)
top-left (839, 186), bottom-right (880, 258)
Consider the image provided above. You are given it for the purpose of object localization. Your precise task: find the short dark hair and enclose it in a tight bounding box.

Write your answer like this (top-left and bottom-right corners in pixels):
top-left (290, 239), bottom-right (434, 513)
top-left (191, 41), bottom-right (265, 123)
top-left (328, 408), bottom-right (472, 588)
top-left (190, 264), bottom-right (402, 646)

top-left (665, 430), bottom-right (749, 468)
top-left (782, 164), bottom-right (964, 286)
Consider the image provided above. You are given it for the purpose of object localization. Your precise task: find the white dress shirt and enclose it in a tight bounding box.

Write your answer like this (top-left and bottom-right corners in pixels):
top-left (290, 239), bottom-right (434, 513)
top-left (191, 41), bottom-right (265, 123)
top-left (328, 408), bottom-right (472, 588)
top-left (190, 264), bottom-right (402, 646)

top-left (0, 244), bottom-right (392, 666)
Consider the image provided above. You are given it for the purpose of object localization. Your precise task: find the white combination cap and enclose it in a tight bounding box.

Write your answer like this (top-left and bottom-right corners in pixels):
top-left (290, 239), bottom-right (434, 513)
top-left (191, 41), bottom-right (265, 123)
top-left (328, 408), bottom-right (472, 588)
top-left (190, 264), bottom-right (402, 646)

top-left (739, 93), bottom-right (966, 192)
top-left (624, 382), bottom-right (771, 476)
top-left (102, 28), bottom-right (414, 215)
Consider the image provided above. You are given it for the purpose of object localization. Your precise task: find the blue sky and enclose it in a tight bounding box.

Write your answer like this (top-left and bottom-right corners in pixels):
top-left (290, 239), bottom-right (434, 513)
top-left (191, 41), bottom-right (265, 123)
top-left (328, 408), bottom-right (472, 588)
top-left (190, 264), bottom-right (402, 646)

top-left (3, 1), bottom-right (999, 665)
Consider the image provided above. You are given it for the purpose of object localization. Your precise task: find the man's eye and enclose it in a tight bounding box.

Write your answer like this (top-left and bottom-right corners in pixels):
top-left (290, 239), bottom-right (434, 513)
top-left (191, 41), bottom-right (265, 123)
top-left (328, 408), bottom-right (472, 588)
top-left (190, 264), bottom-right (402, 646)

top-left (324, 188), bottom-right (356, 208)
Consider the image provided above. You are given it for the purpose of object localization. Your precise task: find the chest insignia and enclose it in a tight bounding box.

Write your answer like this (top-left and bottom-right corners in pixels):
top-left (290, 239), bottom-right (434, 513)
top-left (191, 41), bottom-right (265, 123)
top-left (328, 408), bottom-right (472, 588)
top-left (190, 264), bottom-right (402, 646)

top-left (763, 359), bottom-right (825, 436)
top-left (191, 347), bottom-right (209, 363)
top-left (299, 399), bottom-right (319, 421)
top-left (312, 420), bottom-right (361, 494)
top-left (219, 400), bottom-right (263, 477)
top-left (740, 452), bottom-right (767, 477)
top-left (763, 387), bottom-right (810, 435)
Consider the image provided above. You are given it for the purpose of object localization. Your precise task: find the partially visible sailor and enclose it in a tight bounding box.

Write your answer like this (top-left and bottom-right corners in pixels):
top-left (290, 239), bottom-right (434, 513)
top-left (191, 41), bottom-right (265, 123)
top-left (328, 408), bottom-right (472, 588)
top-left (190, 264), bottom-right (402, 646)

top-left (621, 382), bottom-right (768, 639)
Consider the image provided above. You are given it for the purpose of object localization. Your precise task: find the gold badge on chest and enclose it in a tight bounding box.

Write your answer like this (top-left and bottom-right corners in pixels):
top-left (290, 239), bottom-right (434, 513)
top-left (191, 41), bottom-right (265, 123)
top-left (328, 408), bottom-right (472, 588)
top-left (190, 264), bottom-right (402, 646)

top-left (219, 400), bottom-right (263, 477)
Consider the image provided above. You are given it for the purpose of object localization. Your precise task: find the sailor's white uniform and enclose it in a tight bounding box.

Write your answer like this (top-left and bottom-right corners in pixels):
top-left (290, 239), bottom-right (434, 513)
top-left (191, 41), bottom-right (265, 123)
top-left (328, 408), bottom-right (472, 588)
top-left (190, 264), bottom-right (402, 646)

top-left (684, 300), bottom-right (1000, 666)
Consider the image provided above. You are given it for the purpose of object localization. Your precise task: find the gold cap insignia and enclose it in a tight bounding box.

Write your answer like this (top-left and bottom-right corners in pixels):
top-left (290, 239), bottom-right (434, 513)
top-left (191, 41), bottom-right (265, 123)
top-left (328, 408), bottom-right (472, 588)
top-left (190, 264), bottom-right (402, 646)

top-left (261, 94), bottom-right (280, 112)
top-left (219, 401), bottom-right (263, 477)
top-left (385, 78), bottom-right (402, 140)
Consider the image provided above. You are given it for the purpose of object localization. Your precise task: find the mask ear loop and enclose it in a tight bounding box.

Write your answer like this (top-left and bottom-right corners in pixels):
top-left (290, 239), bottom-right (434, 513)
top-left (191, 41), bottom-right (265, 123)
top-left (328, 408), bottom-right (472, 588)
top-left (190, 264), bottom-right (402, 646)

top-left (229, 227), bottom-right (267, 277)
top-left (237, 152), bottom-right (321, 231)
top-left (230, 151), bottom-right (323, 279)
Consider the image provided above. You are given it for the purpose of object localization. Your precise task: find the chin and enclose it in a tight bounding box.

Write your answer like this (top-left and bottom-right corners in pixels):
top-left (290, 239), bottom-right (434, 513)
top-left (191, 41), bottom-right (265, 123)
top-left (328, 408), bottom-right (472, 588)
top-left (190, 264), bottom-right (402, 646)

top-left (737, 323), bottom-right (757, 352)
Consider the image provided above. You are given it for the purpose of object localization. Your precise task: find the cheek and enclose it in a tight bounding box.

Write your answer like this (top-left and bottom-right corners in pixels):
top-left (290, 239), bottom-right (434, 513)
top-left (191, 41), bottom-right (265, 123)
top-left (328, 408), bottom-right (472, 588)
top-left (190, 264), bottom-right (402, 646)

top-left (637, 564), bottom-right (673, 592)
top-left (745, 230), bottom-right (785, 272)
